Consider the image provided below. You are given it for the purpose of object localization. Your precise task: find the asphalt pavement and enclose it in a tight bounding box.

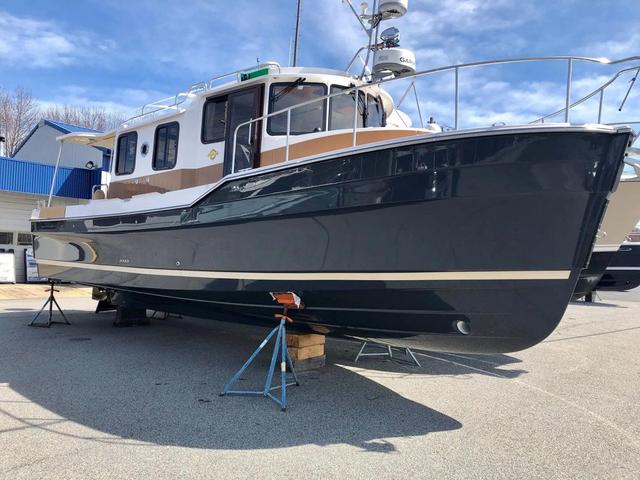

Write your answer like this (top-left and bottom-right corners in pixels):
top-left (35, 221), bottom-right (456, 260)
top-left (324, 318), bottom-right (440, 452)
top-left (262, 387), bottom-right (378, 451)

top-left (0, 290), bottom-right (638, 479)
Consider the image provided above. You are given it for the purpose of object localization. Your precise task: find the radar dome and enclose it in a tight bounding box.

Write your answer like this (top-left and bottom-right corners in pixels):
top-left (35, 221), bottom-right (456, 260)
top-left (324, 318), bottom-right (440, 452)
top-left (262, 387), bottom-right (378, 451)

top-left (378, 0), bottom-right (408, 19)
top-left (373, 48), bottom-right (416, 78)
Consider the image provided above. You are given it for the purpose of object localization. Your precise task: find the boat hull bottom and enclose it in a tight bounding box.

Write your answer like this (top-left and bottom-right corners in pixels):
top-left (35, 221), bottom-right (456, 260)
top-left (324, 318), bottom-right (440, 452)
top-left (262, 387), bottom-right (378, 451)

top-left (40, 265), bottom-right (578, 353)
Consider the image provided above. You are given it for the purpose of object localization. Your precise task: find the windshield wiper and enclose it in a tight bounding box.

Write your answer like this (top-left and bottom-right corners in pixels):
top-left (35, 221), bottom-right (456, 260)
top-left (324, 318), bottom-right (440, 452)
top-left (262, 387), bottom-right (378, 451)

top-left (272, 77), bottom-right (306, 102)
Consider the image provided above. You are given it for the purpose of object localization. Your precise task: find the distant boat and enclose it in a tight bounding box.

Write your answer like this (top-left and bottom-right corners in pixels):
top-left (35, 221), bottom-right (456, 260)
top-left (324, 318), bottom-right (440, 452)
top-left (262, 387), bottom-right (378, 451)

top-left (573, 175), bottom-right (640, 300)
top-left (597, 224), bottom-right (640, 291)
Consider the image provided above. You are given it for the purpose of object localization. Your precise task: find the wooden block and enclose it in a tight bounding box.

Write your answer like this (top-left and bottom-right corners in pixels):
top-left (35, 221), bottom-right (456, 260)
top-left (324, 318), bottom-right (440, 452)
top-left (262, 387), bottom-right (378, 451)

top-left (292, 355), bottom-right (325, 371)
top-left (288, 343), bottom-right (325, 361)
top-left (286, 333), bottom-right (325, 348)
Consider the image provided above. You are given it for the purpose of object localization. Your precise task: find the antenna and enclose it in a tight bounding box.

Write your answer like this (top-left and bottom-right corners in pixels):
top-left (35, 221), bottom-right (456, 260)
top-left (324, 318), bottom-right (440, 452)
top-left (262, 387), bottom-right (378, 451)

top-left (293, 0), bottom-right (302, 67)
top-left (288, 36), bottom-right (294, 67)
top-left (343, 0), bottom-right (413, 80)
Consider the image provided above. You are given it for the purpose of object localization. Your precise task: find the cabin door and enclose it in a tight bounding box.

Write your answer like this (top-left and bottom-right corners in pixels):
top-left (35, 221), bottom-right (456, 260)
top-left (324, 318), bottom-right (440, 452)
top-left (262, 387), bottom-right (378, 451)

top-left (224, 85), bottom-right (263, 175)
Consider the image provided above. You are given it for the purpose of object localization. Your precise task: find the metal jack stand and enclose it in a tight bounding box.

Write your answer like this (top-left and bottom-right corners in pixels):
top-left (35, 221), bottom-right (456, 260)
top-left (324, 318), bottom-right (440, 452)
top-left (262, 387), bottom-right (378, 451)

top-left (221, 292), bottom-right (302, 411)
top-left (355, 341), bottom-right (421, 367)
top-left (29, 281), bottom-right (71, 328)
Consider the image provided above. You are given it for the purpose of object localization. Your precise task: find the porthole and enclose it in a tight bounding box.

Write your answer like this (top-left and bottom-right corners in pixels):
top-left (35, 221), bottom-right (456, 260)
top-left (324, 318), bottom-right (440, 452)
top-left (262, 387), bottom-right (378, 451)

top-left (140, 143), bottom-right (149, 156)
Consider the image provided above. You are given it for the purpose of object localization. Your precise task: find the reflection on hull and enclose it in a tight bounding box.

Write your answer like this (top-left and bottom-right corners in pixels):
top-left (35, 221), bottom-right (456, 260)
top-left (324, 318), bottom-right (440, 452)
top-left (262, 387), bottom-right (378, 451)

top-left (33, 130), bottom-right (631, 353)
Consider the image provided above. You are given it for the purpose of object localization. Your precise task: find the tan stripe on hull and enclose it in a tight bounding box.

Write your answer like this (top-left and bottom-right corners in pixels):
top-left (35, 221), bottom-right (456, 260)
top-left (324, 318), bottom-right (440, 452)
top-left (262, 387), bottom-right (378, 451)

top-left (108, 163), bottom-right (224, 199)
top-left (259, 129), bottom-right (426, 167)
top-left (37, 259), bottom-right (571, 281)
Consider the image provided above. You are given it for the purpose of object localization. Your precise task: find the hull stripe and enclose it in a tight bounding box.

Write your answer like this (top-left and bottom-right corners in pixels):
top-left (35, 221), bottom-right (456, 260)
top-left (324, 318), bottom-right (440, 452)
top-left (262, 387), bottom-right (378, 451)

top-left (37, 259), bottom-right (571, 281)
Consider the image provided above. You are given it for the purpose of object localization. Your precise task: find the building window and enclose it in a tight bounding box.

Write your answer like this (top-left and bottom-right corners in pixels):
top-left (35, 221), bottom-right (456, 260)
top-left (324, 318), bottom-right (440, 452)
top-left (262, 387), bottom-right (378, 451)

top-left (153, 122), bottom-right (179, 170)
top-left (329, 85), bottom-right (365, 131)
top-left (268, 82), bottom-right (327, 135)
top-left (115, 132), bottom-right (138, 175)
top-left (202, 97), bottom-right (228, 143)
top-left (17, 233), bottom-right (33, 245)
top-left (0, 232), bottom-right (13, 245)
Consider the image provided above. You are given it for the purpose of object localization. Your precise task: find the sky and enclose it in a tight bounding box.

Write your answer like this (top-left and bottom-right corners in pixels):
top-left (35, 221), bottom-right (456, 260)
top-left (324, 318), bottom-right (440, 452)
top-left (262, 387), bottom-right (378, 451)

top-left (1, 0), bottom-right (640, 129)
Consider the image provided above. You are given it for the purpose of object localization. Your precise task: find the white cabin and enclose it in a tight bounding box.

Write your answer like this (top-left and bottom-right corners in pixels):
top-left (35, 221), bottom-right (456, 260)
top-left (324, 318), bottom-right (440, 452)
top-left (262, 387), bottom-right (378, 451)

top-left (53, 64), bottom-right (430, 207)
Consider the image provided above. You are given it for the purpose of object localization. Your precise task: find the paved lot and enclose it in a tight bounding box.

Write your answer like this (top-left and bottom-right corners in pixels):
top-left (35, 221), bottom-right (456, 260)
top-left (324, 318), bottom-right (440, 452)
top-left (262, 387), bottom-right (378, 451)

top-left (0, 291), bottom-right (638, 479)
top-left (0, 284), bottom-right (91, 300)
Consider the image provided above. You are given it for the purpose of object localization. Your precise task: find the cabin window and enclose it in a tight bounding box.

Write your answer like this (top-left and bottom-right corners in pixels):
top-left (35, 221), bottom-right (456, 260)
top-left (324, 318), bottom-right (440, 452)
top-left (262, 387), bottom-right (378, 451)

top-left (115, 132), bottom-right (138, 175)
top-left (17, 233), bottom-right (33, 245)
top-left (0, 232), bottom-right (13, 245)
top-left (153, 122), bottom-right (179, 170)
top-left (329, 86), bottom-right (365, 130)
top-left (202, 97), bottom-right (228, 143)
top-left (366, 94), bottom-right (386, 127)
top-left (268, 81), bottom-right (327, 135)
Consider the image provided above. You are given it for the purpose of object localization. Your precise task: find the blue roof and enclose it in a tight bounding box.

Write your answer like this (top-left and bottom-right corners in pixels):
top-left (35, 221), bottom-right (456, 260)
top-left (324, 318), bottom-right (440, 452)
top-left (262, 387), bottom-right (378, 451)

top-left (11, 118), bottom-right (109, 158)
top-left (0, 156), bottom-right (100, 199)
top-left (43, 119), bottom-right (102, 134)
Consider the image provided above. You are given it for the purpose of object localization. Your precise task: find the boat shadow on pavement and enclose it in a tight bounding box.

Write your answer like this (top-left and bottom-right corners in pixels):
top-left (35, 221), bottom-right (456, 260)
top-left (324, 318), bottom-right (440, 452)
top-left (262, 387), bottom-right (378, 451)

top-left (0, 309), bottom-right (524, 452)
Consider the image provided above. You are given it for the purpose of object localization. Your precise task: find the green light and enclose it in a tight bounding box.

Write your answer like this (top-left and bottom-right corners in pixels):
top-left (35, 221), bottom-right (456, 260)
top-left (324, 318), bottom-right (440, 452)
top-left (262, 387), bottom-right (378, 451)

top-left (240, 67), bottom-right (269, 81)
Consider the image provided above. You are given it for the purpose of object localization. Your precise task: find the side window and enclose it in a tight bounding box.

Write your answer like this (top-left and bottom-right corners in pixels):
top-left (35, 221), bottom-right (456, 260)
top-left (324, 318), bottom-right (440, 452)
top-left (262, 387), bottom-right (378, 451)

top-left (0, 232), bottom-right (13, 245)
top-left (115, 132), bottom-right (137, 175)
top-left (268, 82), bottom-right (327, 135)
top-left (329, 86), bottom-right (365, 130)
top-left (153, 122), bottom-right (179, 170)
top-left (366, 94), bottom-right (386, 128)
top-left (17, 233), bottom-right (33, 245)
top-left (202, 97), bottom-right (227, 143)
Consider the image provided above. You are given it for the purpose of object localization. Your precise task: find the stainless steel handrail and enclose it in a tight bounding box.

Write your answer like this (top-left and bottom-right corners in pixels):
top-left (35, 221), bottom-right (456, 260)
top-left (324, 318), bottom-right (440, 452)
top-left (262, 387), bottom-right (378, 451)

top-left (231, 55), bottom-right (640, 173)
top-left (531, 65), bottom-right (640, 124)
top-left (121, 62), bottom-right (282, 128)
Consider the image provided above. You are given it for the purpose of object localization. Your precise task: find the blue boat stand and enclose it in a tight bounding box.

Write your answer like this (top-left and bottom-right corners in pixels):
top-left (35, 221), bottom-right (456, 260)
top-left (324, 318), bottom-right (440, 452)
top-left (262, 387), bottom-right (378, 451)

top-left (220, 317), bottom-right (300, 411)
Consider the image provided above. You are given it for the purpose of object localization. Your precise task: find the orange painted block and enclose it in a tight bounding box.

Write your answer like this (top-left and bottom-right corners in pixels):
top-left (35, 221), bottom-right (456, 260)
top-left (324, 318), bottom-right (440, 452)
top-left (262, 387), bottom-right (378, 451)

top-left (286, 333), bottom-right (325, 348)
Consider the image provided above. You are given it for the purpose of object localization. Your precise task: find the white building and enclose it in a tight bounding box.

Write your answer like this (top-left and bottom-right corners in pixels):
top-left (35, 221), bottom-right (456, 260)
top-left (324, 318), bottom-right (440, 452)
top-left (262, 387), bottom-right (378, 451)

top-left (0, 119), bottom-right (108, 282)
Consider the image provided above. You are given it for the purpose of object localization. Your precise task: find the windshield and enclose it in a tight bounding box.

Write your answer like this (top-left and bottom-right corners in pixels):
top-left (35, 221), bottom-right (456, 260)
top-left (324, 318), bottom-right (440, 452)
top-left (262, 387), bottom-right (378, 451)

top-left (268, 82), bottom-right (327, 135)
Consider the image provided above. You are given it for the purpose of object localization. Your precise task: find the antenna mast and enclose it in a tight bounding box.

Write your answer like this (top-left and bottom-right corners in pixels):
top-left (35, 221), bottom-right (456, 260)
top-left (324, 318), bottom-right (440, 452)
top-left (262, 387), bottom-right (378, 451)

top-left (293, 0), bottom-right (302, 66)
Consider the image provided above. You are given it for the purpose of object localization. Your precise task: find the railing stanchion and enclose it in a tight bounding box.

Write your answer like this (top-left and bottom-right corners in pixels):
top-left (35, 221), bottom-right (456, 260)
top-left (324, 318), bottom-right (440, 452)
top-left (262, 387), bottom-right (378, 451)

top-left (353, 87), bottom-right (359, 147)
top-left (232, 125), bottom-right (239, 173)
top-left (413, 82), bottom-right (424, 129)
top-left (286, 110), bottom-right (292, 161)
top-left (47, 141), bottom-right (64, 207)
top-left (598, 89), bottom-right (604, 124)
top-left (565, 58), bottom-right (573, 123)
top-left (454, 67), bottom-right (460, 130)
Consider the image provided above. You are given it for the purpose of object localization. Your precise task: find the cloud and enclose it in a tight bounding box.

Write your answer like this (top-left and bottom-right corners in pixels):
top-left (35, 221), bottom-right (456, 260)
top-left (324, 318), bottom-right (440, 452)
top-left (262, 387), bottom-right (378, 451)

top-left (92, 0), bottom-right (294, 77)
top-left (576, 32), bottom-right (640, 60)
top-left (0, 10), bottom-right (113, 68)
top-left (37, 85), bottom-right (172, 118)
top-left (7, 0), bottom-right (638, 137)
top-left (393, 63), bottom-right (640, 131)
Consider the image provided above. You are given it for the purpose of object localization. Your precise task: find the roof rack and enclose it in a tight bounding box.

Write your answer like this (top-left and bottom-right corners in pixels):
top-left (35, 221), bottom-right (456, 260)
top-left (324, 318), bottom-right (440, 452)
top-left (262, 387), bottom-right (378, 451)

top-left (120, 62), bottom-right (282, 129)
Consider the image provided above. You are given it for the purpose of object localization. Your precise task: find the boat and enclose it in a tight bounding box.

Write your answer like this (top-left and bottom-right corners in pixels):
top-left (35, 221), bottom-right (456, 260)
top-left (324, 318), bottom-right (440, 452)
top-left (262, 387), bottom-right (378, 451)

top-left (572, 171), bottom-right (640, 300)
top-left (597, 223), bottom-right (640, 291)
top-left (30, 2), bottom-right (640, 353)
